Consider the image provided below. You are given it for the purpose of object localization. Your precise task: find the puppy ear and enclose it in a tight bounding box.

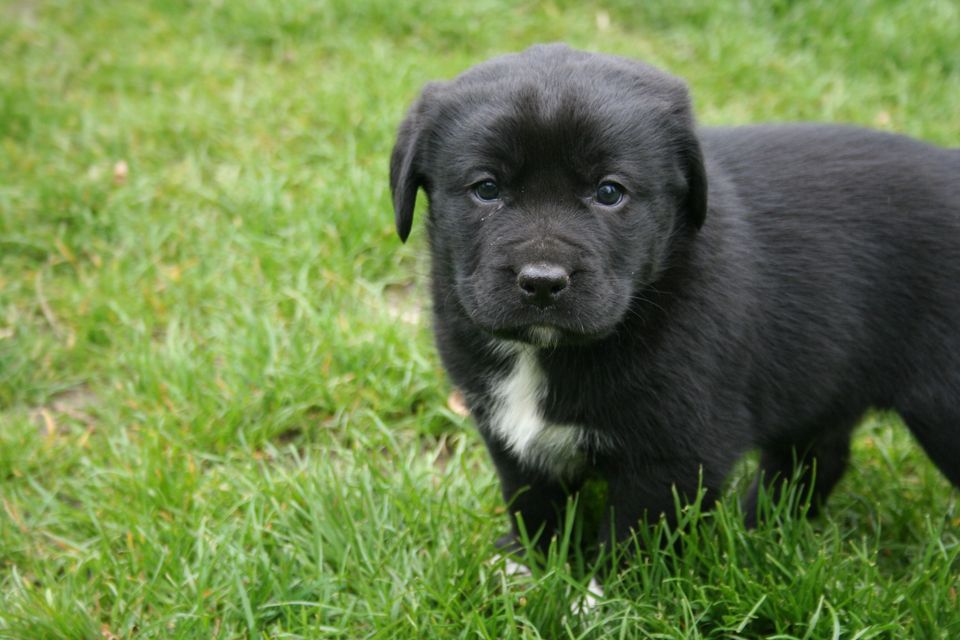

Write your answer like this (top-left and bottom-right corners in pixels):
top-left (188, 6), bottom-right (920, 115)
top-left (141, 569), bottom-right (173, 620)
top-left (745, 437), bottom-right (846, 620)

top-left (682, 135), bottom-right (708, 229)
top-left (390, 86), bottom-right (437, 243)
top-left (389, 119), bottom-right (420, 243)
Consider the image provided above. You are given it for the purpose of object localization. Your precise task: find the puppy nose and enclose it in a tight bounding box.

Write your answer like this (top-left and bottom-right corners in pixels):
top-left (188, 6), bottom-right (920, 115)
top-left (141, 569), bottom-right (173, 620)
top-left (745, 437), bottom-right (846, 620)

top-left (517, 263), bottom-right (570, 308)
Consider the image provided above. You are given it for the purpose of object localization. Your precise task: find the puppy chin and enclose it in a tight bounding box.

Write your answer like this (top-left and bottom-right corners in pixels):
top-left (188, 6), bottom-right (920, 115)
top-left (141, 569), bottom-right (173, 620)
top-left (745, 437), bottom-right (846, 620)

top-left (523, 325), bottom-right (563, 347)
top-left (484, 322), bottom-right (614, 349)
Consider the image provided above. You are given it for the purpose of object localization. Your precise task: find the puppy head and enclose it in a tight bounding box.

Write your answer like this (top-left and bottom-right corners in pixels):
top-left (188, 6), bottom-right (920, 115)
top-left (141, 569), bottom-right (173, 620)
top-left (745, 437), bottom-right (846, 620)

top-left (390, 44), bottom-right (706, 346)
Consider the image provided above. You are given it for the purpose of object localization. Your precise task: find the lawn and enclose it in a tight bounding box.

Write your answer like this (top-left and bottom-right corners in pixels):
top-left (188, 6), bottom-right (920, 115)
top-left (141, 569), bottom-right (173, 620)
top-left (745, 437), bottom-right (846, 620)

top-left (1, 0), bottom-right (958, 638)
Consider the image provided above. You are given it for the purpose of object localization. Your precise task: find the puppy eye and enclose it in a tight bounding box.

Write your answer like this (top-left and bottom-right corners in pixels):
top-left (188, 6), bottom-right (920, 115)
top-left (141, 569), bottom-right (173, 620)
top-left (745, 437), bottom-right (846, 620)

top-left (473, 180), bottom-right (500, 201)
top-left (595, 182), bottom-right (624, 206)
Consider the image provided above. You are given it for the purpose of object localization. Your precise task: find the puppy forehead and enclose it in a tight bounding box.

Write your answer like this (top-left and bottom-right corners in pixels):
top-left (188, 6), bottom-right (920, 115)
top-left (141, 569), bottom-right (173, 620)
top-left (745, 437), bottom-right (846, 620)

top-left (428, 50), bottom-right (689, 177)
top-left (452, 93), bottom-right (615, 170)
top-left (452, 44), bottom-right (687, 103)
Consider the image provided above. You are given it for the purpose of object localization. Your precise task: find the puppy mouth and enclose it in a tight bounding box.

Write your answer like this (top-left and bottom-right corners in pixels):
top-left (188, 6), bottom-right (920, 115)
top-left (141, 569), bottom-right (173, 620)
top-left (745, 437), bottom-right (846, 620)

top-left (456, 268), bottom-right (628, 346)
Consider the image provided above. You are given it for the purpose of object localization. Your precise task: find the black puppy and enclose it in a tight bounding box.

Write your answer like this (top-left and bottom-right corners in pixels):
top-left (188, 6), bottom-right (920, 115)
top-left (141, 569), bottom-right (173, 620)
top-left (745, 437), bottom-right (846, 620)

top-left (390, 44), bottom-right (960, 555)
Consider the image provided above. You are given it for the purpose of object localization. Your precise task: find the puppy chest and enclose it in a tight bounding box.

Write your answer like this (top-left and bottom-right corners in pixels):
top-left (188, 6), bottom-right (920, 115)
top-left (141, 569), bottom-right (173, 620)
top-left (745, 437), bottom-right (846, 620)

top-left (486, 346), bottom-right (590, 477)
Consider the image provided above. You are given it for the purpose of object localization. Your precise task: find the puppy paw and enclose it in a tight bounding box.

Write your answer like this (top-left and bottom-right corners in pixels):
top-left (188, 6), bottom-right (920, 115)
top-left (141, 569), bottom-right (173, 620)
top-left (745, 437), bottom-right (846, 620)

top-left (490, 553), bottom-right (533, 578)
top-left (571, 577), bottom-right (605, 615)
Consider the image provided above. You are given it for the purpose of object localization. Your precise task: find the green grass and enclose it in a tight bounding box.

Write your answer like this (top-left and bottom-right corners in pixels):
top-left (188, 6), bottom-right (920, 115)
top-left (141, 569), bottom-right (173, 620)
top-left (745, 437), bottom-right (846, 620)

top-left (1, 0), bottom-right (958, 637)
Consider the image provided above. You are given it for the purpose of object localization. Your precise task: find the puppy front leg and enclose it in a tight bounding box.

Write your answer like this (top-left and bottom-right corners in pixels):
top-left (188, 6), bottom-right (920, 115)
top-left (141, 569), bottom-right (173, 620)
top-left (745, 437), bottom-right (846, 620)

top-left (481, 435), bottom-right (576, 555)
top-left (598, 460), bottom-right (718, 549)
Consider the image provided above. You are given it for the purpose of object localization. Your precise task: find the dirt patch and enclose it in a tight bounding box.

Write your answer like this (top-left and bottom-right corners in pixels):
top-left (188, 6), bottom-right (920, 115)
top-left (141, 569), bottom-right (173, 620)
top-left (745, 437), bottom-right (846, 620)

top-left (30, 385), bottom-right (97, 436)
top-left (382, 280), bottom-right (423, 325)
top-left (3, 1), bottom-right (39, 27)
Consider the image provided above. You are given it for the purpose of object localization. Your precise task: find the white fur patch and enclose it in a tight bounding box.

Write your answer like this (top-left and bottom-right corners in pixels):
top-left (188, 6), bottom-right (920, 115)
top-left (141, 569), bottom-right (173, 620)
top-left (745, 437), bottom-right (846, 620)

top-left (487, 344), bottom-right (587, 477)
top-left (572, 577), bottom-right (605, 615)
top-left (490, 553), bottom-right (533, 578)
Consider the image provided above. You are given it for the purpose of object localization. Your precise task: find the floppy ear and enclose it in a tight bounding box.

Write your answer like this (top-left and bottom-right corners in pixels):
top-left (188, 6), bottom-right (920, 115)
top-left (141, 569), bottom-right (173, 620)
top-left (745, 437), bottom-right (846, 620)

top-left (615, 55), bottom-right (708, 230)
top-left (389, 119), bottom-right (419, 243)
top-left (682, 134), bottom-right (708, 229)
top-left (390, 88), bottom-right (436, 243)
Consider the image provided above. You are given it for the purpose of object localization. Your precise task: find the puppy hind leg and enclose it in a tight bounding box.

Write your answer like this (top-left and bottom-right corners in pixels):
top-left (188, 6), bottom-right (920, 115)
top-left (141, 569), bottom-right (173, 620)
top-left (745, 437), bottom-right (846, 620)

top-left (893, 338), bottom-right (960, 485)
top-left (898, 403), bottom-right (960, 487)
top-left (743, 429), bottom-right (852, 527)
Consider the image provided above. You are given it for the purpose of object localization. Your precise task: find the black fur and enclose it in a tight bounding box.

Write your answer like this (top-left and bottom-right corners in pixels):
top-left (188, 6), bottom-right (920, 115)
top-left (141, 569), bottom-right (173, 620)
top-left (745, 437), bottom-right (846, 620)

top-left (390, 44), bottom-right (960, 553)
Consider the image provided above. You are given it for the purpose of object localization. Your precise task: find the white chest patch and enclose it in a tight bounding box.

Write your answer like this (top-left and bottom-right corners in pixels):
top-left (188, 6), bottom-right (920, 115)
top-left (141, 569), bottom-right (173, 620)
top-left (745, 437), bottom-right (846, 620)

top-left (487, 345), bottom-right (588, 478)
